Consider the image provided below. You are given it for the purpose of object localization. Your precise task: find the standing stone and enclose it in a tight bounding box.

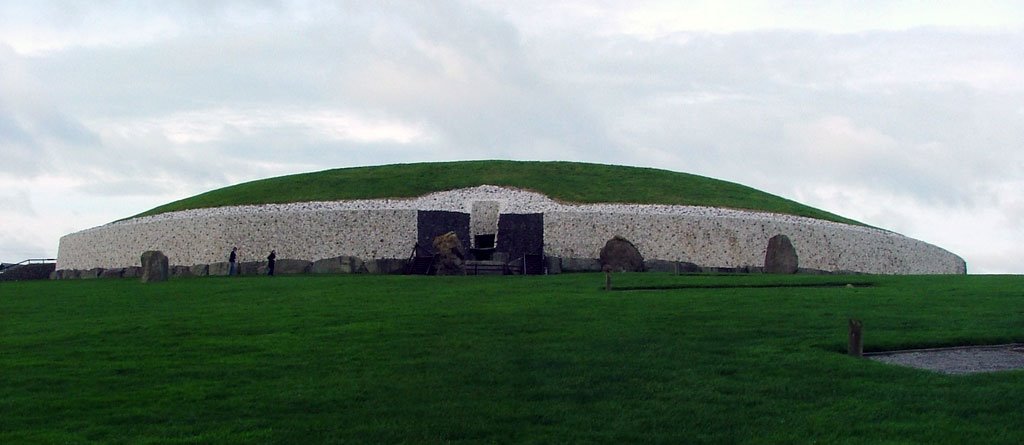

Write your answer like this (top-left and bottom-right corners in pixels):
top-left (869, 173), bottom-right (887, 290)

top-left (190, 264), bottom-right (210, 277)
top-left (599, 236), bottom-right (645, 272)
top-left (365, 258), bottom-right (407, 275)
top-left (271, 259), bottom-right (312, 275)
top-left (82, 268), bottom-right (105, 279)
top-left (311, 256), bottom-right (364, 274)
top-left (59, 269), bottom-right (82, 280)
top-left (100, 268), bottom-right (125, 279)
top-left (208, 262), bottom-right (230, 276)
top-left (140, 251), bottom-right (169, 283)
top-left (433, 231), bottom-right (466, 275)
top-left (546, 256), bottom-right (562, 275)
top-left (561, 257), bottom-right (602, 272)
top-left (239, 261), bottom-right (261, 275)
top-left (764, 234), bottom-right (799, 274)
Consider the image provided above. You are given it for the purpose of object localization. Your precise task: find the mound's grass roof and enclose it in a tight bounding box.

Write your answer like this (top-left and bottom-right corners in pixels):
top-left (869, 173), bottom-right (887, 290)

top-left (135, 160), bottom-right (861, 225)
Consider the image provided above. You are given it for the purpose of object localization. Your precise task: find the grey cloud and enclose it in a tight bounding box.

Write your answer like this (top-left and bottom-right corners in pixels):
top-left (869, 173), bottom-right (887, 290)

top-left (0, 189), bottom-right (35, 216)
top-left (519, 29), bottom-right (1024, 207)
top-left (6, 2), bottom-right (1023, 273)
top-left (0, 232), bottom-right (50, 262)
top-left (75, 179), bottom-right (175, 197)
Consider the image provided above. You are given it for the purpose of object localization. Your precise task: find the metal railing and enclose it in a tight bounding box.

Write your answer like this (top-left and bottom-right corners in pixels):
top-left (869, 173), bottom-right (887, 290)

top-left (0, 258), bottom-right (57, 273)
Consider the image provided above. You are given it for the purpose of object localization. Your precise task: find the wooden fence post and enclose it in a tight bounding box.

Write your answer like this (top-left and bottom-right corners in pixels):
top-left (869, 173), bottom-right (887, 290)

top-left (848, 319), bottom-right (863, 357)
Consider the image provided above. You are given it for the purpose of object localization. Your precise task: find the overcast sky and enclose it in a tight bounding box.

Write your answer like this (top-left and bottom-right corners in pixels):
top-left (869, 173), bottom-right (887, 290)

top-left (1, 1), bottom-right (1022, 273)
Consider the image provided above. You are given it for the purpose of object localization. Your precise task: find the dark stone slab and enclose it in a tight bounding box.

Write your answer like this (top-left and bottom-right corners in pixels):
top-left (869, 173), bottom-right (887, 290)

top-left (764, 234), bottom-right (799, 274)
top-left (100, 268), bottom-right (125, 279)
top-left (311, 256), bottom-right (364, 274)
top-left (122, 267), bottom-right (142, 278)
top-left (273, 259), bottom-right (312, 274)
top-left (644, 260), bottom-right (695, 274)
top-left (171, 265), bottom-right (193, 277)
top-left (418, 211), bottom-right (470, 255)
top-left (599, 236), bottom-right (645, 272)
top-left (208, 262), bottom-right (230, 276)
top-left (190, 264), bottom-right (209, 276)
top-left (140, 251), bottom-right (169, 283)
top-left (365, 258), bottom-right (408, 275)
top-left (561, 257), bottom-right (602, 272)
top-left (497, 213), bottom-right (544, 260)
top-left (239, 261), bottom-right (262, 275)
top-left (81, 268), bottom-right (104, 279)
top-left (59, 269), bottom-right (82, 280)
top-left (546, 256), bottom-right (562, 274)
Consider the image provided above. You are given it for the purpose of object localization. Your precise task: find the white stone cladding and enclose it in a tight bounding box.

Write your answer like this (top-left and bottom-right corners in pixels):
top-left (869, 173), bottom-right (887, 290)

top-left (56, 185), bottom-right (966, 274)
top-left (58, 209), bottom-right (417, 270)
top-left (470, 201), bottom-right (500, 246)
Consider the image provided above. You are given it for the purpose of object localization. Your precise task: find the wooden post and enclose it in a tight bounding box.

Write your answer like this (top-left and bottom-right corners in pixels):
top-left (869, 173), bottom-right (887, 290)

top-left (848, 319), bottom-right (863, 357)
top-left (603, 265), bottom-right (612, 291)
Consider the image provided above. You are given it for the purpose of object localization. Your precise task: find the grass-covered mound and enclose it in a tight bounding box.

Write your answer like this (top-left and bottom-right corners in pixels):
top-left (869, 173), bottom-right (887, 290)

top-left (3, 273), bottom-right (1023, 443)
top-left (136, 161), bottom-right (861, 225)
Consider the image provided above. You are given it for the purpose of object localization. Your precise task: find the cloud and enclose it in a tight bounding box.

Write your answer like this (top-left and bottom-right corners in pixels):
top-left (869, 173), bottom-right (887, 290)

top-left (0, 189), bottom-right (35, 216)
top-left (0, 232), bottom-right (51, 262)
top-left (483, 1), bottom-right (1024, 37)
top-left (1, 1), bottom-right (1023, 272)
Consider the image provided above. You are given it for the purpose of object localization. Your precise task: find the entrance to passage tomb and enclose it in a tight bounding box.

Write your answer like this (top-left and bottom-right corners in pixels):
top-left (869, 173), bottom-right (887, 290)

top-left (416, 211), bottom-right (470, 256)
top-left (498, 213), bottom-right (544, 274)
top-left (469, 201), bottom-right (500, 246)
top-left (469, 201), bottom-right (500, 260)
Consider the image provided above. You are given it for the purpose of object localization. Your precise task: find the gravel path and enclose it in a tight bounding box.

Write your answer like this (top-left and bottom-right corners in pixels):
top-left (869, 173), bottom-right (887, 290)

top-left (866, 344), bottom-right (1024, 375)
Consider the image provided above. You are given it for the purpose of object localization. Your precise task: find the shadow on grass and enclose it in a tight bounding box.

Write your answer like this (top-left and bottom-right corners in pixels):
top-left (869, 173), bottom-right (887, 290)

top-left (611, 282), bottom-right (875, 291)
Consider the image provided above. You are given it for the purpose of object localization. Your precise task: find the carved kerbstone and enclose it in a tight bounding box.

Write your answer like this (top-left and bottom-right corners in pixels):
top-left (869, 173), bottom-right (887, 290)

top-left (140, 251), bottom-right (169, 283)
top-left (270, 259), bottom-right (312, 275)
top-left (433, 231), bottom-right (467, 275)
top-left (599, 236), bottom-right (645, 272)
top-left (764, 234), bottom-right (799, 274)
top-left (311, 256), bottom-right (364, 274)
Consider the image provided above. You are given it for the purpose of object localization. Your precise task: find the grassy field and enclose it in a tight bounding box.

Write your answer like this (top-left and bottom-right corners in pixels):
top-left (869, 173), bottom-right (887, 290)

top-left (3, 273), bottom-right (1023, 444)
top-left (134, 161), bottom-right (862, 225)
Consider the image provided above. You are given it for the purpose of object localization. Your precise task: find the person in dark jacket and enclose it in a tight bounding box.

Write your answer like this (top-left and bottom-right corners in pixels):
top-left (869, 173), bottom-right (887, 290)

top-left (228, 247), bottom-right (238, 276)
top-left (267, 250), bottom-right (276, 276)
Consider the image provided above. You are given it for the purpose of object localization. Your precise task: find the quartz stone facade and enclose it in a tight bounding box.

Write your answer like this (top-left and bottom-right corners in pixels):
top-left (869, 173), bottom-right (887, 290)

top-left (56, 186), bottom-right (966, 274)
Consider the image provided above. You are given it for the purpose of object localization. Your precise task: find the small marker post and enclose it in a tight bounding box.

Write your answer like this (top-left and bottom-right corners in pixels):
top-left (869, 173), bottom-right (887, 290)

top-left (848, 319), bottom-right (864, 357)
top-left (603, 265), bottom-right (612, 291)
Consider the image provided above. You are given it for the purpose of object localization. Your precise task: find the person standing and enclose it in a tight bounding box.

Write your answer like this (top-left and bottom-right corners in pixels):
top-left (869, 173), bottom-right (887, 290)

top-left (228, 247), bottom-right (238, 276)
top-left (267, 250), bottom-right (276, 276)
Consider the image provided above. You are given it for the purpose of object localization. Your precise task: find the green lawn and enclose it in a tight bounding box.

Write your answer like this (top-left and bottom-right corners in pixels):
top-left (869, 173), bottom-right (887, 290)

top-left (134, 161), bottom-right (862, 225)
top-left (2, 273), bottom-right (1023, 444)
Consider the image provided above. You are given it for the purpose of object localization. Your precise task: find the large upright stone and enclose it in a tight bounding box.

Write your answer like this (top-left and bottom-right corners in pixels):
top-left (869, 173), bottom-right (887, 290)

top-left (364, 258), bottom-right (408, 275)
top-left (140, 250), bottom-right (169, 283)
top-left (100, 268), bottom-right (125, 279)
top-left (267, 259), bottom-right (312, 275)
top-left (764, 234), bottom-right (799, 274)
top-left (433, 231), bottom-right (466, 275)
top-left (599, 236), bottom-right (645, 272)
top-left (208, 262), bottom-right (230, 276)
top-left (311, 256), bottom-right (364, 274)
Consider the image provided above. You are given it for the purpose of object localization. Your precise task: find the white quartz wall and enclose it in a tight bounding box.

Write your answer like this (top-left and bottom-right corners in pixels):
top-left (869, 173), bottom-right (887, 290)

top-left (56, 186), bottom-right (966, 274)
top-left (544, 211), bottom-right (965, 274)
top-left (470, 200), bottom-right (501, 246)
top-left (57, 209), bottom-right (417, 269)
